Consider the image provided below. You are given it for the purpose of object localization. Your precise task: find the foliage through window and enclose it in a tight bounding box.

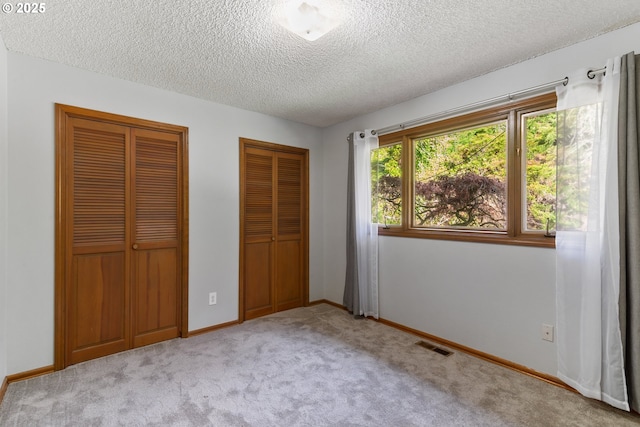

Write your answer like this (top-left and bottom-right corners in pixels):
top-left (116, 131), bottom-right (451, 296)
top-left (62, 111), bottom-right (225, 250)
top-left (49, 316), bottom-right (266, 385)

top-left (523, 110), bottom-right (557, 233)
top-left (371, 143), bottom-right (402, 226)
top-left (414, 122), bottom-right (507, 229)
top-left (370, 93), bottom-right (557, 247)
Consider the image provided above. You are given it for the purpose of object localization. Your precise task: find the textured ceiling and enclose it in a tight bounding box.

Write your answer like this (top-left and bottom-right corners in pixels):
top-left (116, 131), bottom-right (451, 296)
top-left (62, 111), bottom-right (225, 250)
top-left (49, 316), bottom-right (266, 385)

top-left (1, 1), bottom-right (640, 127)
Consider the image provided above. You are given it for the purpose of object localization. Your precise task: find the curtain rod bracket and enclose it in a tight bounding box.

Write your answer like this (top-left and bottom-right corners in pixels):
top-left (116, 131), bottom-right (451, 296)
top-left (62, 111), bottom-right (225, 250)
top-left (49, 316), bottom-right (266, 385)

top-left (587, 67), bottom-right (606, 80)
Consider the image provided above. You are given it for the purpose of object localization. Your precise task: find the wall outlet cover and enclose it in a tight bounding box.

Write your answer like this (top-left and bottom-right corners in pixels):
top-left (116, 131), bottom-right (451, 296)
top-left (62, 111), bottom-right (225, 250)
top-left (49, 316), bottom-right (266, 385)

top-left (541, 323), bottom-right (554, 342)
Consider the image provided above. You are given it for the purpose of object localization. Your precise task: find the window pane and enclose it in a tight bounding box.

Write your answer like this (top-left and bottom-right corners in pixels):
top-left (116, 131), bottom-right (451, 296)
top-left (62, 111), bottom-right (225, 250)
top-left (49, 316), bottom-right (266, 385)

top-left (414, 122), bottom-right (507, 229)
top-left (523, 110), bottom-right (556, 232)
top-left (371, 143), bottom-right (402, 225)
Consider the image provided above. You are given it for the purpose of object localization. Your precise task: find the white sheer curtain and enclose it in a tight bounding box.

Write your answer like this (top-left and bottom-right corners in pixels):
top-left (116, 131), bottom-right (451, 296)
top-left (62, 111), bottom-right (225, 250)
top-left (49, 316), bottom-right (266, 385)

top-left (555, 58), bottom-right (629, 411)
top-left (344, 129), bottom-right (379, 318)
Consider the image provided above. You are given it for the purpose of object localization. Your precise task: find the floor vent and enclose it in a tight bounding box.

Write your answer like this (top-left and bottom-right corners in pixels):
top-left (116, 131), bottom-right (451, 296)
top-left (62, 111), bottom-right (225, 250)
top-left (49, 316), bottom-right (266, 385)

top-left (416, 341), bottom-right (453, 357)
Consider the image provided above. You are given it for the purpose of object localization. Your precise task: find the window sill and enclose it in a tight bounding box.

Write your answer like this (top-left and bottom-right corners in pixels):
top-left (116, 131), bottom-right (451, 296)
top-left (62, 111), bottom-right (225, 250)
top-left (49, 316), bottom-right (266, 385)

top-left (377, 227), bottom-right (555, 248)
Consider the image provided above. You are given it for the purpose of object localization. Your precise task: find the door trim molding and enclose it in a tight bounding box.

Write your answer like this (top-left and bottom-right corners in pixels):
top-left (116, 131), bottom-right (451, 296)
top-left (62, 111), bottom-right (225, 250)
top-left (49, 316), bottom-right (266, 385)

top-left (238, 138), bottom-right (310, 322)
top-left (54, 104), bottom-right (189, 370)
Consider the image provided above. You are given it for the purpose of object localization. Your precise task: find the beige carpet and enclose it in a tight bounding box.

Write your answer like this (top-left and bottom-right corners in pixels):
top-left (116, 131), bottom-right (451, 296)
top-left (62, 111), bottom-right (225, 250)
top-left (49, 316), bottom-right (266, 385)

top-left (0, 304), bottom-right (639, 426)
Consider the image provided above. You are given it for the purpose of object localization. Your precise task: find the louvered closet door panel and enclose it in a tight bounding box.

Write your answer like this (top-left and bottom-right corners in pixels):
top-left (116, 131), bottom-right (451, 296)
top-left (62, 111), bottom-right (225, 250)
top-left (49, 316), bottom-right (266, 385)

top-left (244, 148), bottom-right (274, 243)
top-left (243, 147), bottom-right (275, 320)
top-left (66, 118), bottom-right (130, 365)
top-left (275, 152), bottom-right (304, 312)
top-left (131, 128), bottom-right (181, 348)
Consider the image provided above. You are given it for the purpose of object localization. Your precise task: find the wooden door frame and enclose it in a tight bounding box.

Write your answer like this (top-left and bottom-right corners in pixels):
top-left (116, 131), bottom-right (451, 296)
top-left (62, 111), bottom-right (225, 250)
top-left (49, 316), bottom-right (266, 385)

top-left (54, 104), bottom-right (189, 370)
top-left (238, 138), bottom-right (309, 323)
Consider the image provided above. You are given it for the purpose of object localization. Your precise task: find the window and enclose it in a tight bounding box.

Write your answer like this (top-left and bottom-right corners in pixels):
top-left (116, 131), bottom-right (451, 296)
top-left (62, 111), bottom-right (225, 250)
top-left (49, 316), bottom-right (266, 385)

top-left (522, 109), bottom-right (557, 234)
top-left (414, 121), bottom-right (507, 230)
top-left (371, 142), bottom-right (402, 226)
top-left (371, 93), bottom-right (556, 247)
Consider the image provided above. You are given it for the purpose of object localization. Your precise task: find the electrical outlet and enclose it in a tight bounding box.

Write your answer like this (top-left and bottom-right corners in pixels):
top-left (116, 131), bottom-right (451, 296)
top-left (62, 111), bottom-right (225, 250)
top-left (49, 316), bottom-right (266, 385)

top-left (209, 292), bottom-right (217, 305)
top-left (541, 324), bottom-right (554, 342)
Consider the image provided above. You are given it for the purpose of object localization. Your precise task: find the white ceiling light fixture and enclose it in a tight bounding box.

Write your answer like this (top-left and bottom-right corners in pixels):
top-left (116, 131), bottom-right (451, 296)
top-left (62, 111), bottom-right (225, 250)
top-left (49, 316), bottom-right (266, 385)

top-left (279, 0), bottom-right (340, 41)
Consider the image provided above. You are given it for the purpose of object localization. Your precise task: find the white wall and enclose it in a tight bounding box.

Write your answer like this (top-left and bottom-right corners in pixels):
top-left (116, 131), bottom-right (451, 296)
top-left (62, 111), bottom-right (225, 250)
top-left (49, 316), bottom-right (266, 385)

top-left (322, 22), bottom-right (640, 376)
top-left (5, 53), bottom-right (324, 374)
top-left (0, 34), bottom-right (8, 383)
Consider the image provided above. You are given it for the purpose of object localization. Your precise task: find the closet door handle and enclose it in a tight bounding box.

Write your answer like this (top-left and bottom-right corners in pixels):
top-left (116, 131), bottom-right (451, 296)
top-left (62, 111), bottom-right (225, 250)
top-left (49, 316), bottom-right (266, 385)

top-left (271, 237), bottom-right (275, 241)
top-left (132, 243), bottom-right (139, 250)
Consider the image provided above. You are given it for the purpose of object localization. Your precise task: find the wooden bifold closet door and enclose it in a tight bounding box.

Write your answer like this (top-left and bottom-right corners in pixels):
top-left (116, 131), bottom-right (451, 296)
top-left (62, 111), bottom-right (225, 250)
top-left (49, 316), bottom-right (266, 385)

top-left (55, 105), bottom-right (189, 369)
top-left (240, 138), bottom-right (309, 321)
